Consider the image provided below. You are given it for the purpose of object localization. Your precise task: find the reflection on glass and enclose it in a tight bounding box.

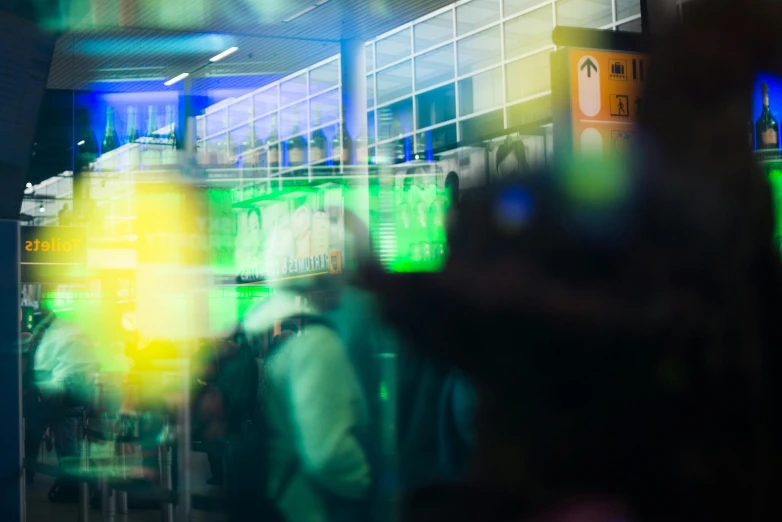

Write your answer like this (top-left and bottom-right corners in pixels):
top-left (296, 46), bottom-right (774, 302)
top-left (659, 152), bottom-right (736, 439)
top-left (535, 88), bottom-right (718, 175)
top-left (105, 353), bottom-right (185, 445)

top-left (457, 26), bottom-right (501, 76)
top-left (505, 50), bottom-right (551, 103)
top-left (504, 0), bottom-right (547, 17)
top-left (368, 111), bottom-right (376, 145)
top-left (415, 123), bottom-right (457, 156)
top-left (459, 67), bottom-right (503, 116)
top-left (376, 28), bottom-right (411, 69)
top-left (281, 73), bottom-right (308, 106)
top-left (229, 97), bottom-right (251, 128)
top-left (254, 87), bottom-right (278, 118)
top-left (376, 60), bottom-right (413, 105)
top-left (415, 44), bottom-right (455, 92)
top-left (456, 0), bottom-right (500, 36)
top-left (286, 110), bottom-right (307, 167)
top-left (377, 98), bottom-right (414, 142)
top-left (309, 59), bottom-right (340, 95)
top-left (414, 10), bottom-right (454, 52)
top-left (618, 18), bottom-right (642, 32)
top-left (503, 5), bottom-right (553, 60)
top-left (416, 84), bottom-right (457, 129)
top-left (460, 109), bottom-right (503, 143)
top-left (206, 109), bottom-right (226, 137)
top-left (556, 0), bottom-right (612, 28)
top-left (310, 88), bottom-right (341, 125)
top-left (616, 0), bottom-right (642, 21)
top-left (281, 102), bottom-right (308, 140)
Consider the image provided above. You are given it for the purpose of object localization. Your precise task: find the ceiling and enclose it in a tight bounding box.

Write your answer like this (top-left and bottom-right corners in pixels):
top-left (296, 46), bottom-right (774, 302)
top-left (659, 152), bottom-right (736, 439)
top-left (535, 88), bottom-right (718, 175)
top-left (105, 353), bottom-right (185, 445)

top-left (47, 0), bottom-right (458, 92)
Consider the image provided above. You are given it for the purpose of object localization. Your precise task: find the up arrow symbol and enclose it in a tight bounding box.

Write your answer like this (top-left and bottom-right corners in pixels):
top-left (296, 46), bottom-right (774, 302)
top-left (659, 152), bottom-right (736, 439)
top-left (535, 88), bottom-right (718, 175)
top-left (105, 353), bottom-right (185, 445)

top-left (580, 58), bottom-right (598, 78)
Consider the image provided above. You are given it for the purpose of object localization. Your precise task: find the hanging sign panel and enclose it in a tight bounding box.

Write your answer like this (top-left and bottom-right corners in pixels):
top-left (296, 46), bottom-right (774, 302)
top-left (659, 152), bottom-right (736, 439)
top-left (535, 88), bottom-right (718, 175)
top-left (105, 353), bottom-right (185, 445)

top-left (553, 47), bottom-right (650, 160)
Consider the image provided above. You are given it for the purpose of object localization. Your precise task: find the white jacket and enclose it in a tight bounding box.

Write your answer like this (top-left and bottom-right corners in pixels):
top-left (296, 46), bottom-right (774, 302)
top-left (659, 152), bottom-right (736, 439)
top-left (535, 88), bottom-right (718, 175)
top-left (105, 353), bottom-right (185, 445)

top-left (246, 293), bottom-right (370, 522)
top-left (33, 318), bottom-right (98, 401)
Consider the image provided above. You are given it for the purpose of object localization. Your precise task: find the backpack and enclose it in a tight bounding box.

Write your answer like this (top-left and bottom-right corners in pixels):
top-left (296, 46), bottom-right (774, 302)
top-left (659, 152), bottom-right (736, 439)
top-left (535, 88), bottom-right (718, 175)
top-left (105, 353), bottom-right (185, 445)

top-left (225, 312), bottom-right (377, 522)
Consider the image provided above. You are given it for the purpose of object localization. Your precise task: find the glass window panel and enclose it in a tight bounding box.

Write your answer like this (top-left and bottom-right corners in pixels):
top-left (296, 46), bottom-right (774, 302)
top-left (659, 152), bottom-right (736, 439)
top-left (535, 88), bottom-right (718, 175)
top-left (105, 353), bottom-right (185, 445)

top-left (504, 5), bottom-right (553, 60)
top-left (505, 49), bottom-right (551, 102)
top-left (415, 123), bottom-right (457, 155)
top-left (367, 74), bottom-right (375, 108)
top-left (280, 101), bottom-right (308, 140)
top-left (376, 28), bottom-right (411, 69)
top-left (507, 94), bottom-right (552, 128)
top-left (309, 59), bottom-right (339, 95)
top-left (229, 97), bottom-right (252, 128)
top-left (503, 0), bottom-right (547, 17)
top-left (253, 87), bottom-right (277, 118)
top-left (253, 113), bottom-right (278, 145)
top-left (414, 10), bottom-right (454, 52)
top-left (456, 0), bottom-right (500, 36)
top-left (229, 124), bottom-right (252, 157)
top-left (206, 133), bottom-right (229, 162)
top-left (459, 67), bottom-right (503, 116)
top-left (280, 73), bottom-right (308, 106)
top-left (415, 44), bottom-right (455, 92)
top-left (376, 60), bottom-right (413, 105)
top-left (556, 0), bottom-right (612, 29)
top-left (457, 26), bottom-right (501, 76)
top-left (366, 44), bottom-right (374, 73)
top-left (618, 18), bottom-right (642, 32)
top-left (617, 0), bottom-right (641, 21)
top-left (377, 98), bottom-right (414, 142)
top-left (310, 88), bottom-right (340, 127)
top-left (416, 84), bottom-right (456, 129)
top-left (368, 111), bottom-right (376, 145)
top-left (460, 109), bottom-right (504, 143)
top-left (205, 109), bottom-right (226, 137)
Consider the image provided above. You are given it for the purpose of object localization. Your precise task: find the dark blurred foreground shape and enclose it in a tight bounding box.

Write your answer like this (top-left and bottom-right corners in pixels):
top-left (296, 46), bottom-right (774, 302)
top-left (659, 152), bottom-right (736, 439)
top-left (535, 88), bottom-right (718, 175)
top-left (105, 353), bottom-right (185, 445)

top-left (363, 1), bottom-right (782, 521)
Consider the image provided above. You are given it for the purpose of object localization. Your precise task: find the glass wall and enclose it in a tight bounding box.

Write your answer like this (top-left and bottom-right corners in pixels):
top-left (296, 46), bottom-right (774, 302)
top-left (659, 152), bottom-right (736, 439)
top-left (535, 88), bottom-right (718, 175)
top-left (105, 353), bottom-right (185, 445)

top-left (74, 0), bottom-right (641, 186)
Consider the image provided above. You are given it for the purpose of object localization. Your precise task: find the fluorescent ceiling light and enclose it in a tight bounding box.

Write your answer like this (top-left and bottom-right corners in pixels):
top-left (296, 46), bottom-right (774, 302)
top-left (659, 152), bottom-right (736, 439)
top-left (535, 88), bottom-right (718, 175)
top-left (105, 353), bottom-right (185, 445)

top-left (283, 5), bottom-right (318, 22)
top-left (209, 47), bottom-right (239, 63)
top-left (164, 72), bottom-right (189, 86)
top-left (77, 140), bottom-right (85, 146)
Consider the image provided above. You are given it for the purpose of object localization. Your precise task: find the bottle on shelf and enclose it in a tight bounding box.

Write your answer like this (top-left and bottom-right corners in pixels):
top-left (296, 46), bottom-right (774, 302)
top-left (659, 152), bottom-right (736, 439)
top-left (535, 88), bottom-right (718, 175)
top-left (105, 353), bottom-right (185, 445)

top-left (333, 125), bottom-right (352, 166)
top-left (310, 106), bottom-right (327, 164)
top-left (756, 83), bottom-right (779, 150)
top-left (165, 105), bottom-right (177, 149)
top-left (126, 106), bottom-right (139, 144)
top-left (102, 106), bottom-right (118, 153)
top-left (267, 113), bottom-right (279, 168)
top-left (287, 113), bottom-right (307, 167)
top-left (144, 105), bottom-right (158, 143)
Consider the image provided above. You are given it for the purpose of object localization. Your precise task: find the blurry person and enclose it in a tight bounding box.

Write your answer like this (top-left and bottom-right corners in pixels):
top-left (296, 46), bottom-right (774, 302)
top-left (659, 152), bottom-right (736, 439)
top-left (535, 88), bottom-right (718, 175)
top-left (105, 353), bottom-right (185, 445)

top-left (362, 148), bottom-right (779, 522)
top-left (191, 337), bottom-right (259, 487)
top-left (23, 308), bottom-right (98, 502)
top-left (242, 287), bottom-right (371, 522)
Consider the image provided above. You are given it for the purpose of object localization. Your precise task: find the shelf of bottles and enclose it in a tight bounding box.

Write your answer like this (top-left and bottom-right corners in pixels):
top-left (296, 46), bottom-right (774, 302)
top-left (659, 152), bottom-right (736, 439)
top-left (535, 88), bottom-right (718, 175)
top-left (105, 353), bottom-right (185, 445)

top-left (196, 56), bottom-right (348, 198)
top-left (93, 104), bottom-right (180, 173)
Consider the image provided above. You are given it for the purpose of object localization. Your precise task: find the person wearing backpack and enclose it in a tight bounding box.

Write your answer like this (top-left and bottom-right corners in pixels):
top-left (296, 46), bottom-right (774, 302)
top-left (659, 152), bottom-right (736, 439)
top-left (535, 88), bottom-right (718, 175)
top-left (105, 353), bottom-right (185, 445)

top-left (242, 286), bottom-right (371, 522)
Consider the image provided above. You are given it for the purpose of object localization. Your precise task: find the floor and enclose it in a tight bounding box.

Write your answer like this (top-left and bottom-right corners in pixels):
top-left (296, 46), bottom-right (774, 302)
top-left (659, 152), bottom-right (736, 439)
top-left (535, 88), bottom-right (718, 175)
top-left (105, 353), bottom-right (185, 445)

top-left (26, 440), bottom-right (225, 522)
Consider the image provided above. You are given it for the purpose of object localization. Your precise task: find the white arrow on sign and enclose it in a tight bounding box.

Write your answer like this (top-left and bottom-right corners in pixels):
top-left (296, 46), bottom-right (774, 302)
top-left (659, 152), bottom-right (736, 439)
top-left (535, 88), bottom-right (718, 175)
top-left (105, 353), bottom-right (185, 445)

top-left (577, 56), bottom-right (601, 117)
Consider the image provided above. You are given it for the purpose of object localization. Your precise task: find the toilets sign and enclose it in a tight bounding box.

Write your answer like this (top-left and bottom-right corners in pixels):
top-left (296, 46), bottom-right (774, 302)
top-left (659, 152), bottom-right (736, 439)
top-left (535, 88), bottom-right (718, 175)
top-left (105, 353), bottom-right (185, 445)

top-left (21, 226), bottom-right (87, 265)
